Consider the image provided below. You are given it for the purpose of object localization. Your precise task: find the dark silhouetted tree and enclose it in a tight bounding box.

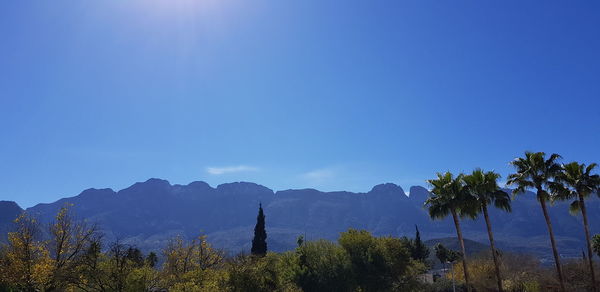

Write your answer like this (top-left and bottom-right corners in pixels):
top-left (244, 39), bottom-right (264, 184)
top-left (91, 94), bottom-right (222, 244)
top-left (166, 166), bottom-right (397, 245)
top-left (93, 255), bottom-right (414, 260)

top-left (426, 171), bottom-right (478, 292)
top-left (145, 252), bottom-right (158, 268)
top-left (434, 243), bottom-right (448, 266)
top-left (507, 152), bottom-right (566, 292)
top-left (251, 203), bottom-right (267, 256)
top-left (296, 235), bottom-right (304, 247)
top-left (411, 225), bottom-right (430, 263)
top-left (126, 247), bottom-right (144, 268)
top-left (551, 162), bottom-right (600, 292)
top-left (464, 169), bottom-right (511, 292)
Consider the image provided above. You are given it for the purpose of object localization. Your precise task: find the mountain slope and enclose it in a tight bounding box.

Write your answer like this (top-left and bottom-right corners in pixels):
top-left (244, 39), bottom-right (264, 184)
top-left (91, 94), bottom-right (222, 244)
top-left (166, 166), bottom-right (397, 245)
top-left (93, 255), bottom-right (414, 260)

top-left (0, 200), bottom-right (23, 242)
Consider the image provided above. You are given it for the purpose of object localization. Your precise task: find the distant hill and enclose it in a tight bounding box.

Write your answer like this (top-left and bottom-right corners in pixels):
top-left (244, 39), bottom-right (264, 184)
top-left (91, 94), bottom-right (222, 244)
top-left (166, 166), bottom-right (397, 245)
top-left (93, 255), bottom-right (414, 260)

top-left (1, 178), bottom-right (598, 262)
top-left (0, 201), bottom-right (22, 241)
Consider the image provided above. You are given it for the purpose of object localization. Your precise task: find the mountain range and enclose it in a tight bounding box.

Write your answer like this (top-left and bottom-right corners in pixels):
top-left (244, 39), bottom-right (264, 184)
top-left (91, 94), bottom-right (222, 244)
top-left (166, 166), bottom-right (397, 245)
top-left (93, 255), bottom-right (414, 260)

top-left (1, 178), bottom-right (599, 262)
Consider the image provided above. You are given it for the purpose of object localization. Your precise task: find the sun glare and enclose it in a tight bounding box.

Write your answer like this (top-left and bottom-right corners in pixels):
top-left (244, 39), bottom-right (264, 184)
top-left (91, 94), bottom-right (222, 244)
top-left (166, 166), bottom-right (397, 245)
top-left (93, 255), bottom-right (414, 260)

top-left (121, 0), bottom-right (237, 46)
top-left (141, 0), bottom-right (227, 18)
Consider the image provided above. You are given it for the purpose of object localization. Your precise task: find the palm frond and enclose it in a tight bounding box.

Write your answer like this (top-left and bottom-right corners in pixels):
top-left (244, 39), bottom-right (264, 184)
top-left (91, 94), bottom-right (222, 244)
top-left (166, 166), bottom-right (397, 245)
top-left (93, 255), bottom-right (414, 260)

top-left (568, 200), bottom-right (581, 215)
top-left (585, 163), bottom-right (598, 175)
top-left (425, 171), bottom-right (477, 221)
top-left (547, 153), bottom-right (562, 164)
top-left (548, 181), bottom-right (573, 202)
top-left (492, 190), bottom-right (512, 212)
top-left (463, 169), bottom-right (511, 215)
top-left (428, 203), bottom-right (451, 220)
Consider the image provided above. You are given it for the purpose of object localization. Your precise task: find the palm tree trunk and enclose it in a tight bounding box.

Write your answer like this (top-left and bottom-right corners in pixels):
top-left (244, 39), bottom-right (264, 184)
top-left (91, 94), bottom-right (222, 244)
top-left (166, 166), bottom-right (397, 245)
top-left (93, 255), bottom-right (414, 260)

top-left (451, 209), bottom-right (471, 292)
top-left (482, 203), bottom-right (503, 292)
top-left (579, 194), bottom-right (597, 292)
top-left (539, 197), bottom-right (566, 292)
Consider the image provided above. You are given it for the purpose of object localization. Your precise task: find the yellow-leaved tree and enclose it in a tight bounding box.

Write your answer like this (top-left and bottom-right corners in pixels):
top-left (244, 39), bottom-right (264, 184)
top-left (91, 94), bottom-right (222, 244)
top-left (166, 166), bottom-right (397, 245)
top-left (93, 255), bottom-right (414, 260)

top-left (4, 213), bottom-right (53, 291)
top-left (161, 234), bottom-right (224, 290)
top-left (45, 204), bottom-right (99, 291)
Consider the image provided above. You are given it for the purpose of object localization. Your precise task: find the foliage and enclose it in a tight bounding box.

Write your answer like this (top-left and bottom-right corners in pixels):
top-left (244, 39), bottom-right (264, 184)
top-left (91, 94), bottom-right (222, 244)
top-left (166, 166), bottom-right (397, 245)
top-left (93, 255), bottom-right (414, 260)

top-left (425, 171), bottom-right (476, 291)
top-left (550, 162), bottom-right (600, 210)
top-left (434, 243), bottom-right (459, 266)
top-left (463, 169), bottom-right (511, 213)
top-left (425, 172), bottom-right (478, 220)
top-left (550, 161), bottom-right (600, 291)
top-left (424, 278), bottom-right (468, 292)
top-left (506, 151), bottom-right (567, 292)
top-left (2, 153), bottom-right (599, 292)
top-left (463, 169), bottom-right (511, 292)
top-left (296, 235), bottom-right (304, 248)
top-left (294, 240), bottom-right (353, 292)
top-left (450, 252), bottom-right (548, 292)
top-left (146, 251), bottom-right (158, 268)
top-left (434, 243), bottom-right (448, 265)
top-left (339, 229), bottom-right (425, 292)
top-left (0, 211), bottom-right (425, 292)
top-left (506, 151), bottom-right (562, 200)
top-left (2, 213), bottom-right (52, 291)
top-left (46, 205), bottom-right (99, 290)
top-left (561, 259), bottom-right (600, 292)
top-left (161, 234), bottom-right (224, 290)
top-left (227, 230), bottom-right (425, 292)
top-left (75, 241), bottom-right (160, 291)
top-left (225, 252), bottom-right (299, 292)
top-left (410, 225), bottom-right (430, 264)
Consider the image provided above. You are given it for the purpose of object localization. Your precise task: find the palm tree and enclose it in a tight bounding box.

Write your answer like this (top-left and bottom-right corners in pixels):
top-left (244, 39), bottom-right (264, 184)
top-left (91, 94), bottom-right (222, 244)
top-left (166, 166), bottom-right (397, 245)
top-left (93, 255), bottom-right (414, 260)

top-left (550, 162), bottom-right (600, 292)
top-left (506, 151), bottom-right (566, 292)
top-left (425, 172), bottom-right (477, 292)
top-left (463, 169), bottom-right (511, 292)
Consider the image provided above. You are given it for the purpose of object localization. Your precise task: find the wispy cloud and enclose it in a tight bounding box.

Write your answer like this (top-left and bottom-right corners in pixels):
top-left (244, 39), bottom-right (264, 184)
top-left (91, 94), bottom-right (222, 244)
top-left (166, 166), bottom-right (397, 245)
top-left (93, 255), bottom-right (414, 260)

top-left (301, 168), bottom-right (335, 184)
top-left (206, 165), bottom-right (259, 175)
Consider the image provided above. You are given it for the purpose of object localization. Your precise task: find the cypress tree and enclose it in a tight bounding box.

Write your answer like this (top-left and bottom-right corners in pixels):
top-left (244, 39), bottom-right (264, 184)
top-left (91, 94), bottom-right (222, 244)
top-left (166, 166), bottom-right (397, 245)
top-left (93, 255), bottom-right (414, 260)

top-left (251, 203), bottom-right (267, 256)
top-left (411, 225), bottom-right (430, 262)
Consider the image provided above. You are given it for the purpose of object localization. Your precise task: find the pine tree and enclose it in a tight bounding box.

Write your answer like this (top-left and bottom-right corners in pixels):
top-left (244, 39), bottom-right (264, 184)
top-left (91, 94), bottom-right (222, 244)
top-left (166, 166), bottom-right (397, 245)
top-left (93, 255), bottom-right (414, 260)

top-left (251, 203), bottom-right (267, 256)
top-left (411, 225), bottom-right (430, 262)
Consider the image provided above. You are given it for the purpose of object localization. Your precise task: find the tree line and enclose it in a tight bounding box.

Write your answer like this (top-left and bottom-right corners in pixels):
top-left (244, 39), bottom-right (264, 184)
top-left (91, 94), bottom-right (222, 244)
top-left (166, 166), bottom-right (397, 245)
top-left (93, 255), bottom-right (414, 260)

top-left (0, 204), bottom-right (436, 291)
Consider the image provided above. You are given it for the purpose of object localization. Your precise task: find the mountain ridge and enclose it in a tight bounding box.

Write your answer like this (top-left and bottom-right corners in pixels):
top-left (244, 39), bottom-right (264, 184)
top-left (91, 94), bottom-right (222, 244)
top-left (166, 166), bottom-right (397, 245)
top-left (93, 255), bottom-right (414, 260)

top-left (1, 178), bottom-right (598, 261)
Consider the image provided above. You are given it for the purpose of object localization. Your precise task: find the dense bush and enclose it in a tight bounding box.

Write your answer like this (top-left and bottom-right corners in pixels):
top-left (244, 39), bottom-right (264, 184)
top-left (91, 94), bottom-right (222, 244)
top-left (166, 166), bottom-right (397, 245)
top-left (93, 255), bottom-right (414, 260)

top-left (0, 207), bottom-right (426, 292)
top-left (339, 229), bottom-right (426, 291)
top-left (294, 239), bottom-right (353, 292)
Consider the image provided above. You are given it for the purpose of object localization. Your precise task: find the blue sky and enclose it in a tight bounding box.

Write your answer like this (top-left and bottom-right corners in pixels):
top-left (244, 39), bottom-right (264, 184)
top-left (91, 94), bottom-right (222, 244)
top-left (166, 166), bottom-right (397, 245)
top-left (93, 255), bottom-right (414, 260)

top-left (1, 1), bottom-right (599, 208)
